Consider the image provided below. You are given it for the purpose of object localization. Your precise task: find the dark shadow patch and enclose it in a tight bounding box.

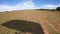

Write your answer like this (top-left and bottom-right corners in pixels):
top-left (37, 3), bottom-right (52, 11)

top-left (1, 20), bottom-right (44, 34)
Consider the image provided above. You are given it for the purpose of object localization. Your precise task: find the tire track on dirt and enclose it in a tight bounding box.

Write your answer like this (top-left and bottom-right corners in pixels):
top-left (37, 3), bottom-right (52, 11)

top-left (40, 12), bottom-right (60, 33)
top-left (45, 19), bottom-right (60, 33)
top-left (34, 11), bottom-right (49, 34)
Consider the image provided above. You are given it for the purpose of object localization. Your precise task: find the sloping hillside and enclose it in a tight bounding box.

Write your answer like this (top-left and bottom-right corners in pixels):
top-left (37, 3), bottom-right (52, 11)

top-left (0, 10), bottom-right (60, 34)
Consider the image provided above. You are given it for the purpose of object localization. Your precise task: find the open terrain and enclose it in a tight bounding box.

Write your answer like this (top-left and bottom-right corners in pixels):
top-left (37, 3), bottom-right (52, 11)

top-left (0, 10), bottom-right (60, 34)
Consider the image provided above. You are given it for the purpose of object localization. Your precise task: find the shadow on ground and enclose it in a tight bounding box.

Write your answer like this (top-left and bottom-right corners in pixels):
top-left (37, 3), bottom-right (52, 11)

top-left (1, 20), bottom-right (44, 34)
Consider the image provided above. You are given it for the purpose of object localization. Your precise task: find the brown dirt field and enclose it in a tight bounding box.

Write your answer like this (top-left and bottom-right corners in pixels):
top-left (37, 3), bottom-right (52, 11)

top-left (0, 10), bottom-right (60, 34)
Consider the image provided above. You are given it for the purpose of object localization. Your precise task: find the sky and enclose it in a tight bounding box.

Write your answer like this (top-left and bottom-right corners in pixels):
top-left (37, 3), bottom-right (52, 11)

top-left (0, 0), bottom-right (60, 12)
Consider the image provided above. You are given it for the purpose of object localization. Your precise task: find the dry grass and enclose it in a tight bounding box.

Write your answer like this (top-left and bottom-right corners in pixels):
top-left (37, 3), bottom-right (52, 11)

top-left (0, 10), bottom-right (60, 34)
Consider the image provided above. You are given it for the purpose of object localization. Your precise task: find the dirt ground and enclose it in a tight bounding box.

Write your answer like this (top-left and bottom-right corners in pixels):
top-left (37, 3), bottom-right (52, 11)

top-left (0, 10), bottom-right (60, 34)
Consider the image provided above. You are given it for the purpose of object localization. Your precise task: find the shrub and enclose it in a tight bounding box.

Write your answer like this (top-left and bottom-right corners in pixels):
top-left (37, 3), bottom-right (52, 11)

top-left (56, 7), bottom-right (60, 11)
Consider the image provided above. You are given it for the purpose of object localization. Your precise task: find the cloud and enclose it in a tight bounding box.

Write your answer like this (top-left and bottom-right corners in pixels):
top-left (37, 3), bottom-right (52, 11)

top-left (40, 4), bottom-right (60, 9)
top-left (0, 0), bottom-right (60, 12)
top-left (0, 0), bottom-right (38, 12)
